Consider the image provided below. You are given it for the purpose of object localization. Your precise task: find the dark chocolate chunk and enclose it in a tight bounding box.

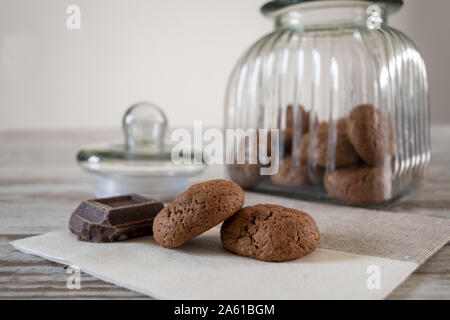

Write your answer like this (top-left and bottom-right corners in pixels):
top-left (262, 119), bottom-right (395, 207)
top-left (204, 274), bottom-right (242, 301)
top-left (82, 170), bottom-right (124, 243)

top-left (69, 213), bottom-right (155, 242)
top-left (69, 194), bottom-right (164, 242)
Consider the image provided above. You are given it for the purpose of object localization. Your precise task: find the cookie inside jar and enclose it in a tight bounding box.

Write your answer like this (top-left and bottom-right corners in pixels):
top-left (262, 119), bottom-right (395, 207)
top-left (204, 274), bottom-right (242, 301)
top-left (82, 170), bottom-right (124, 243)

top-left (227, 129), bottom-right (273, 190)
top-left (269, 104), bottom-right (396, 207)
top-left (269, 106), bottom-right (320, 187)
top-left (322, 104), bottom-right (395, 206)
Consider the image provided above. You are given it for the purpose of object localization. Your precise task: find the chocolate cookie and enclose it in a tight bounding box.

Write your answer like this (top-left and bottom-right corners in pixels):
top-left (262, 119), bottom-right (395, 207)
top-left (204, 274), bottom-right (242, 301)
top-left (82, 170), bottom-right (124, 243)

top-left (286, 105), bottom-right (310, 134)
top-left (347, 104), bottom-right (395, 165)
top-left (228, 163), bottom-right (262, 190)
top-left (152, 179), bottom-right (245, 248)
top-left (227, 133), bottom-right (268, 190)
top-left (324, 166), bottom-right (392, 206)
top-left (311, 118), bottom-right (360, 168)
top-left (299, 133), bottom-right (310, 164)
top-left (270, 156), bottom-right (312, 187)
top-left (221, 204), bottom-right (320, 262)
top-left (271, 134), bottom-right (324, 187)
top-left (284, 105), bottom-right (310, 154)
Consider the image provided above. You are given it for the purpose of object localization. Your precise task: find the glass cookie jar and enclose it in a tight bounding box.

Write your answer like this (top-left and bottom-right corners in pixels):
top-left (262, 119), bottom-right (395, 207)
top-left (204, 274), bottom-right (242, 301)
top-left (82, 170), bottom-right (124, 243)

top-left (224, 0), bottom-right (430, 207)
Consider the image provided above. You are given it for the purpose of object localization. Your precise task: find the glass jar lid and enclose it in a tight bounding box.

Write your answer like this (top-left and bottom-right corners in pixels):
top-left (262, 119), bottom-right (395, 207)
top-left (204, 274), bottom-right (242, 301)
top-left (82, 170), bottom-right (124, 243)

top-left (77, 102), bottom-right (205, 178)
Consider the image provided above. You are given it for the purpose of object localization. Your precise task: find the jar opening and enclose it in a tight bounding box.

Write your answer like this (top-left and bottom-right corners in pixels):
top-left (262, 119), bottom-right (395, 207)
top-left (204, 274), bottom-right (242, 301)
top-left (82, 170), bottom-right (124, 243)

top-left (262, 0), bottom-right (402, 17)
top-left (266, 1), bottom-right (392, 30)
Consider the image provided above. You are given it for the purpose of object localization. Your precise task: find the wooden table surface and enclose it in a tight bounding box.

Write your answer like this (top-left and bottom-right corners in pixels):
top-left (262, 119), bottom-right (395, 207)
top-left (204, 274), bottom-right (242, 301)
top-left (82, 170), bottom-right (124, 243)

top-left (0, 128), bottom-right (449, 299)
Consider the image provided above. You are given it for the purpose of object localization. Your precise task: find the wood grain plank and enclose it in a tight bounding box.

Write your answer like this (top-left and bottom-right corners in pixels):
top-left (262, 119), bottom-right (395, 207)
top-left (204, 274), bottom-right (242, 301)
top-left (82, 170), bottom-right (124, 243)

top-left (0, 235), bottom-right (148, 299)
top-left (388, 274), bottom-right (450, 300)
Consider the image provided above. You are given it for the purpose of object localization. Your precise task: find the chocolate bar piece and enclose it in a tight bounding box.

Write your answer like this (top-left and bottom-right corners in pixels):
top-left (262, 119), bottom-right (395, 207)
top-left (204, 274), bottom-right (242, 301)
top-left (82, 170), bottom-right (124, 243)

top-left (69, 194), bottom-right (164, 242)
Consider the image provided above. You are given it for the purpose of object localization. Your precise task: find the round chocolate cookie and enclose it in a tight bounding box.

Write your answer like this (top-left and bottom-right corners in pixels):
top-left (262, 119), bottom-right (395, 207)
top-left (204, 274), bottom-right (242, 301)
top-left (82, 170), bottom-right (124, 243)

top-left (324, 166), bottom-right (392, 206)
top-left (153, 179), bottom-right (245, 248)
top-left (284, 105), bottom-right (310, 153)
top-left (221, 204), bottom-right (320, 262)
top-left (299, 133), bottom-right (310, 164)
top-left (312, 118), bottom-right (359, 168)
top-left (271, 134), bottom-right (324, 187)
top-left (270, 156), bottom-right (312, 187)
top-left (227, 132), bottom-right (271, 190)
top-left (347, 104), bottom-right (395, 165)
top-left (228, 163), bottom-right (262, 190)
top-left (286, 105), bottom-right (310, 134)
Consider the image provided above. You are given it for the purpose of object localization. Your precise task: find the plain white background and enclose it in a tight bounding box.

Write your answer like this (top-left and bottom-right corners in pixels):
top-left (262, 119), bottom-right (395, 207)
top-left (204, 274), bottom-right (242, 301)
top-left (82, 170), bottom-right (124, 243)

top-left (1, 0), bottom-right (449, 130)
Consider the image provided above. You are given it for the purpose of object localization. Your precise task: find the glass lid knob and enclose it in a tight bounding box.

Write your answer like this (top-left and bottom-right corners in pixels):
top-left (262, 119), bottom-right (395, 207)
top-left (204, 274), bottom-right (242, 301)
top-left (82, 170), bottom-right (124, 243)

top-left (122, 102), bottom-right (168, 149)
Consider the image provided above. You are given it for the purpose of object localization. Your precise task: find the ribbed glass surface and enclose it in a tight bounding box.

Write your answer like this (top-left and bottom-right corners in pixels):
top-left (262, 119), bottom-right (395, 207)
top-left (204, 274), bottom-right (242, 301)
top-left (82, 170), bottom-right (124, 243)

top-left (224, 2), bottom-right (430, 207)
